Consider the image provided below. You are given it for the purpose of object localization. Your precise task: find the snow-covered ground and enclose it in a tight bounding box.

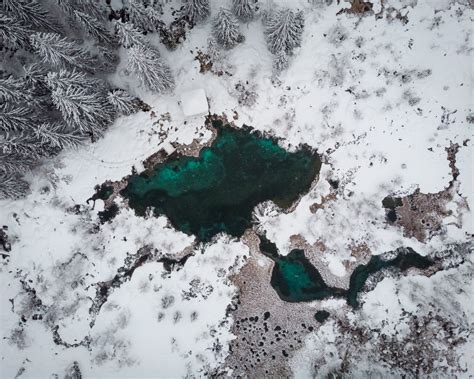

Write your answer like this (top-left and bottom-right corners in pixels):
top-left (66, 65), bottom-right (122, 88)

top-left (1, 0), bottom-right (473, 377)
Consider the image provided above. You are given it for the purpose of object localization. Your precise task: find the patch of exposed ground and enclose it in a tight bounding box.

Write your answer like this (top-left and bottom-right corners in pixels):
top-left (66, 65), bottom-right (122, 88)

top-left (320, 307), bottom-right (470, 377)
top-left (221, 230), bottom-right (337, 377)
top-left (382, 143), bottom-right (469, 242)
top-left (336, 0), bottom-right (411, 24)
top-left (223, 229), bottom-right (471, 377)
top-left (1, 226), bottom-right (11, 259)
top-left (337, 0), bottom-right (374, 16)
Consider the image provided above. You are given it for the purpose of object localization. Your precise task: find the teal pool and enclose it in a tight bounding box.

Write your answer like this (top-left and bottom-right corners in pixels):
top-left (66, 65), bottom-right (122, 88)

top-left (121, 120), bottom-right (321, 241)
top-left (259, 235), bottom-right (434, 308)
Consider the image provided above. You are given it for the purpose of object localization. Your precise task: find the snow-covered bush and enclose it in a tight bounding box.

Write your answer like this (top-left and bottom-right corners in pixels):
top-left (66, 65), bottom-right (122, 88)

top-left (273, 49), bottom-right (290, 73)
top-left (212, 8), bottom-right (243, 49)
top-left (232, 0), bottom-right (256, 21)
top-left (309, 0), bottom-right (334, 6)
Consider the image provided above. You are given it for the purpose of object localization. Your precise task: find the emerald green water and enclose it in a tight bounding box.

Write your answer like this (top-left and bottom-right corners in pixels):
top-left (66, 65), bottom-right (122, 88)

top-left (346, 248), bottom-right (433, 307)
top-left (121, 121), bottom-right (321, 241)
top-left (259, 235), bottom-right (344, 302)
top-left (259, 236), bottom-right (434, 308)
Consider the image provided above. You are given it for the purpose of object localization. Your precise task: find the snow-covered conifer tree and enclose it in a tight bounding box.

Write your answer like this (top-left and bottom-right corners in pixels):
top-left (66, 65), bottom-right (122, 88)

top-left (126, 0), bottom-right (150, 31)
top-left (22, 63), bottom-right (48, 90)
top-left (2, 0), bottom-right (60, 33)
top-left (115, 21), bottom-right (146, 48)
top-left (0, 173), bottom-right (30, 199)
top-left (56, 0), bottom-right (105, 21)
top-left (30, 32), bottom-right (98, 72)
top-left (0, 104), bottom-right (33, 132)
top-left (45, 69), bottom-right (103, 92)
top-left (232, 0), bottom-right (256, 22)
top-left (33, 122), bottom-right (83, 149)
top-left (182, 0), bottom-right (210, 24)
top-left (0, 14), bottom-right (31, 50)
top-left (265, 8), bottom-right (305, 55)
top-left (107, 89), bottom-right (139, 115)
top-left (145, 6), bottom-right (165, 32)
top-left (73, 10), bottom-right (114, 44)
top-left (0, 75), bottom-right (32, 103)
top-left (95, 45), bottom-right (119, 71)
top-left (0, 150), bottom-right (34, 175)
top-left (0, 132), bottom-right (41, 159)
top-left (51, 86), bottom-right (114, 135)
top-left (0, 0), bottom-right (146, 199)
top-left (127, 45), bottom-right (174, 93)
top-left (213, 8), bottom-right (242, 49)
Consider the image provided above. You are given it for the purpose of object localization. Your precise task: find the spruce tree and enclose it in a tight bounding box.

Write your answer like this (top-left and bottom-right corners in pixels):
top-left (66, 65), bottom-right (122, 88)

top-left (22, 63), bottom-right (48, 91)
top-left (0, 14), bottom-right (31, 50)
top-left (0, 0), bottom-right (150, 199)
top-left (265, 9), bottom-right (305, 55)
top-left (107, 89), bottom-right (139, 115)
top-left (56, 0), bottom-right (105, 21)
top-left (33, 122), bottom-right (83, 149)
top-left (127, 45), bottom-right (174, 93)
top-left (2, 0), bottom-right (60, 33)
top-left (45, 69), bottom-right (104, 92)
top-left (0, 75), bottom-right (32, 104)
top-left (213, 8), bottom-right (242, 49)
top-left (73, 10), bottom-right (114, 44)
top-left (0, 104), bottom-right (33, 132)
top-left (145, 6), bottom-right (165, 32)
top-left (232, 0), bottom-right (256, 22)
top-left (0, 132), bottom-right (41, 159)
top-left (115, 21), bottom-right (147, 48)
top-left (182, 0), bottom-right (210, 24)
top-left (126, 0), bottom-right (150, 32)
top-left (30, 32), bottom-right (98, 72)
top-left (0, 173), bottom-right (30, 199)
top-left (0, 150), bottom-right (34, 175)
top-left (51, 86), bottom-right (114, 135)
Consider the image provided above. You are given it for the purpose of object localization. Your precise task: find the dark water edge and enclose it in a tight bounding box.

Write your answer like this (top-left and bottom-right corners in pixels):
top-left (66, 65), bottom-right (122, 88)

top-left (258, 235), bottom-right (434, 308)
top-left (121, 120), bottom-right (321, 241)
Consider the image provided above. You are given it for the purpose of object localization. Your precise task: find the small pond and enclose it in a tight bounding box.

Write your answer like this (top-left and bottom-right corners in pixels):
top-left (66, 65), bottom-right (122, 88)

top-left (259, 235), bottom-right (434, 308)
top-left (121, 120), bottom-right (321, 241)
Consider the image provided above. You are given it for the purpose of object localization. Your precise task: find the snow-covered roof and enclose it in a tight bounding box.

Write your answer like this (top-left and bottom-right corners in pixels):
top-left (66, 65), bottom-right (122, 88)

top-left (180, 89), bottom-right (208, 117)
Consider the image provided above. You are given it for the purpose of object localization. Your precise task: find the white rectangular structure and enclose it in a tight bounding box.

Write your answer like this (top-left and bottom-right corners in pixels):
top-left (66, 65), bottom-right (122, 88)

top-left (180, 89), bottom-right (208, 117)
